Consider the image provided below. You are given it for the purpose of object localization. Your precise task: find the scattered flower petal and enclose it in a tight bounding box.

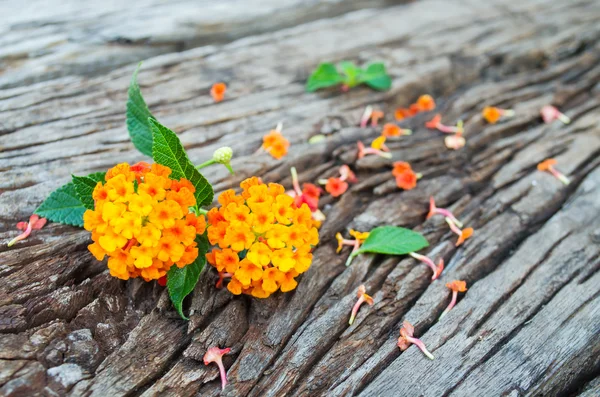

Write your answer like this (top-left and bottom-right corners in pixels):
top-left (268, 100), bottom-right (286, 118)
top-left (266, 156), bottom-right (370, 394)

top-left (537, 158), bottom-right (570, 185)
top-left (445, 218), bottom-right (473, 247)
top-left (357, 141), bottom-right (392, 159)
top-left (262, 123), bottom-right (290, 160)
top-left (349, 285), bottom-right (374, 325)
top-left (409, 252), bottom-right (444, 280)
top-left (211, 83), bottom-right (227, 102)
top-left (541, 105), bottom-right (570, 124)
top-left (439, 280), bottom-right (467, 320)
top-left (325, 178), bottom-right (349, 197)
top-left (8, 214), bottom-right (47, 247)
top-left (382, 123), bottom-right (412, 137)
top-left (397, 320), bottom-right (434, 360)
top-left (204, 346), bottom-right (232, 390)
top-left (444, 133), bottom-right (465, 150)
top-left (371, 136), bottom-right (389, 151)
top-left (416, 94), bottom-right (436, 111)
top-left (482, 106), bottom-right (514, 124)
top-left (426, 196), bottom-right (463, 227)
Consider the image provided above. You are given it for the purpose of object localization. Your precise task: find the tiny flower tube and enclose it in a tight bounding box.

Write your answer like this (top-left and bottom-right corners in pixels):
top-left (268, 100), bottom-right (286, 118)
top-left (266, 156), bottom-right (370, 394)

top-left (196, 146), bottom-right (235, 174)
top-left (444, 133), bottom-right (466, 150)
top-left (427, 196), bottom-right (463, 228)
top-left (211, 83), bottom-right (227, 102)
top-left (339, 165), bottom-right (357, 183)
top-left (537, 158), bottom-right (571, 185)
top-left (359, 106), bottom-right (373, 128)
top-left (203, 346), bottom-right (232, 390)
top-left (445, 218), bottom-right (474, 247)
top-left (382, 123), bottom-right (412, 137)
top-left (425, 114), bottom-right (461, 134)
top-left (357, 141), bottom-right (392, 159)
top-left (482, 106), bottom-right (515, 124)
top-left (371, 110), bottom-right (384, 127)
top-left (409, 252), bottom-right (444, 280)
top-left (335, 232), bottom-right (360, 253)
top-left (349, 284), bottom-right (374, 325)
top-left (397, 321), bottom-right (434, 360)
top-left (540, 105), bottom-right (570, 124)
top-left (439, 280), bottom-right (467, 320)
top-left (216, 272), bottom-right (234, 288)
top-left (8, 214), bottom-right (47, 247)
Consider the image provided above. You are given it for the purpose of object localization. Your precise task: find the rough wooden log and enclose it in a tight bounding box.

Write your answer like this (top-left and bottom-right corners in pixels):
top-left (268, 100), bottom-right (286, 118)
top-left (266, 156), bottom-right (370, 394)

top-left (1, 0), bottom-right (600, 396)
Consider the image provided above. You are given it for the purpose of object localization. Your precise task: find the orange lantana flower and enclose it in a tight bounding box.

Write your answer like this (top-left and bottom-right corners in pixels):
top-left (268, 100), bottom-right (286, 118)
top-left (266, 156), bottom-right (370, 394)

top-left (262, 123), bottom-right (290, 160)
top-left (206, 178), bottom-right (318, 298)
top-left (211, 83), bottom-right (227, 102)
top-left (416, 94), bottom-right (436, 111)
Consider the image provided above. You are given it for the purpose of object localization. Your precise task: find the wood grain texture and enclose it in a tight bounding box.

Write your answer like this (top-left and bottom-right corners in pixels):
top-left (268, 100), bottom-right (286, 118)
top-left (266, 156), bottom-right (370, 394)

top-left (1, 0), bottom-right (600, 396)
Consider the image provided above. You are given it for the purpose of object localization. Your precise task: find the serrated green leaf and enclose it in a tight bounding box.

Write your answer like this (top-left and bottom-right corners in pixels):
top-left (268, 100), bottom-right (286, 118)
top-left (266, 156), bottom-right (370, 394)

top-left (127, 63), bottom-right (155, 157)
top-left (35, 183), bottom-right (86, 227)
top-left (351, 226), bottom-right (429, 258)
top-left (72, 172), bottom-right (106, 210)
top-left (306, 63), bottom-right (344, 92)
top-left (167, 234), bottom-right (208, 320)
top-left (358, 63), bottom-right (392, 91)
top-left (149, 118), bottom-right (214, 207)
top-left (338, 61), bottom-right (362, 88)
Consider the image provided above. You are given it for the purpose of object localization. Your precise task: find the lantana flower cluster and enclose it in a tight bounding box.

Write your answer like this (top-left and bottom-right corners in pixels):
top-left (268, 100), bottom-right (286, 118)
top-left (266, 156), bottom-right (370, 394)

top-left (206, 177), bottom-right (319, 298)
top-left (83, 162), bottom-right (205, 281)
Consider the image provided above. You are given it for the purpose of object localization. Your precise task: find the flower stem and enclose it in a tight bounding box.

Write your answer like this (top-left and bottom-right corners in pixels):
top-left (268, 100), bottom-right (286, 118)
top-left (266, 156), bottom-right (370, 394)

top-left (407, 336), bottom-right (435, 360)
top-left (349, 296), bottom-right (365, 325)
top-left (557, 113), bottom-right (571, 124)
top-left (196, 159), bottom-right (216, 170)
top-left (549, 167), bottom-right (571, 185)
top-left (7, 222), bottom-right (32, 247)
top-left (217, 361), bottom-right (228, 390)
top-left (439, 291), bottom-right (457, 320)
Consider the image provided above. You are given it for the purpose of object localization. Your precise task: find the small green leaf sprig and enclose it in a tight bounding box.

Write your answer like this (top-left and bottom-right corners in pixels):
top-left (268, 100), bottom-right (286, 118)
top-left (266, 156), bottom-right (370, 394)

top-left (306, 61), bottom-right (392, 92)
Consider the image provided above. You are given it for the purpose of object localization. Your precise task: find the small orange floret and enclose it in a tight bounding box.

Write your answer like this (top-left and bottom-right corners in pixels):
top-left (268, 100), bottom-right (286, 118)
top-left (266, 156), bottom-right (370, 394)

top-left (371, 110), bottom-right (384, 126)
top-left (262, 130), bottom-right (290, 160)
top-left (395, 171), bottom-right (418, 190)
top-left (446, 280), bottom-right (467, 292)
top-left (425, 114), bottom-right (442, 129)
top-left (382, 123), bottom-right (401, 137)
top-left (482, 106), bottom-right (501, 124)
top-left (326, 177), bottom-right (349, 197)
top-left (416, 95), bottom-right (436, 111)
top-left (211, 82), bottom-right (227, 102)
top-left (394, 108), bottom-right (409, 121)
top-left (456, 227), bottom-right (473, 246)
top-left (392, 161), bottom-right (413, 177)
top-left (537, 158), bottom-right (557, 171)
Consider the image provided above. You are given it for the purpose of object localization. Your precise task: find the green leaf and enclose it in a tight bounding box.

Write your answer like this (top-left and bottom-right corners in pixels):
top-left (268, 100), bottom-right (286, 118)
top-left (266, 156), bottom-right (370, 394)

top-left (35, 183), bottom-right (86, 227)
top-left (306, 63), bottom-right (344, 92)
top-left (358, 63), bottom-right (392, 91)
top-left (351, 226), bottom-right (429, 258)
top-left (127, 63), bottom-right (155, 157)
top-left (149, 118), bottom-right (214, 207)
top-left (72, 172), bottom-right (106, 210)
top-left (338, 61), bottom-right (362, 88)
top-left (167, 234), bottom-right (208, 320)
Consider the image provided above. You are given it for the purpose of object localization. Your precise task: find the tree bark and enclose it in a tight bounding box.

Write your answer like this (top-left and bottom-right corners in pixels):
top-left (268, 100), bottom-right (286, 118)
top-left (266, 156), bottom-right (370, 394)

top-left (1, 0), bottom-right (599, 396)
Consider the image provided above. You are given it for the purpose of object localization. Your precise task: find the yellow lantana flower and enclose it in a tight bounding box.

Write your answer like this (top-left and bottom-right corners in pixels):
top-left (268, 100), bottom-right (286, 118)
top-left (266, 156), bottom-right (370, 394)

top-left (83, 162), bottom-right (205, 281)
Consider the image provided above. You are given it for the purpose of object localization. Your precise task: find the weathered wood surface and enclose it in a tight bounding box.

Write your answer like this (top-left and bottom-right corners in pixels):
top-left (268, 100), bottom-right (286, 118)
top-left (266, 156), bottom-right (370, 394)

top-left (1, 0), bottom-right (600, 396)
